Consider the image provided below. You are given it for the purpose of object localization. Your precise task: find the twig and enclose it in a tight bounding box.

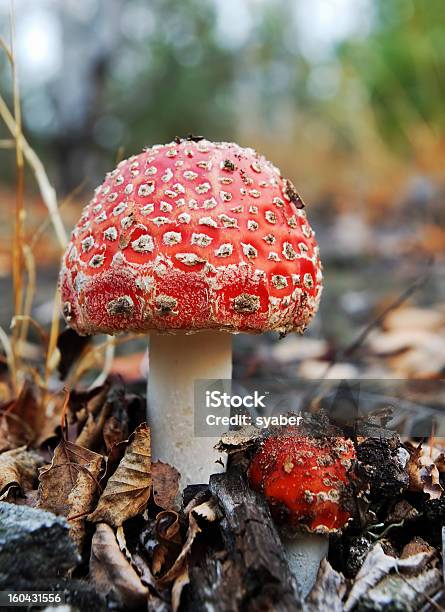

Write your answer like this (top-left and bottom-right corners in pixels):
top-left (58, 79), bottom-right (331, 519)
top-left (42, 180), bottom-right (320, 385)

top-left (394, 566), bottom-right (445, 612)
top-left (303, 258), bottom-right (434, 412)
top-left (342, 261), bottom-right (433, 358)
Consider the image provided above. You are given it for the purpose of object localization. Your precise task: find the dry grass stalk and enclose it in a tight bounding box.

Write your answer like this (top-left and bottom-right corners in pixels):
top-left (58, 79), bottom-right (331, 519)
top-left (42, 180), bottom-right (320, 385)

top-left (0, 95), bottom-right (68, 250)
top-left (9, 13), bottom-right (26, 365)
top-left (44, 288), bottom-right (61, 387)
top-left (88, 337), bottom-right (116, 391)
top-left (18, 244), bottom-right (36, 346)
top-left (0, 21), bottom-right (68, 398)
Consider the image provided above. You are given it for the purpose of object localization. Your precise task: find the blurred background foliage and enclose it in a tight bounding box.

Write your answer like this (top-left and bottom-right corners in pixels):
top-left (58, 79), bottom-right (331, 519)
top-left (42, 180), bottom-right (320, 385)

top-left (0, 0), bottom-right (443, 197)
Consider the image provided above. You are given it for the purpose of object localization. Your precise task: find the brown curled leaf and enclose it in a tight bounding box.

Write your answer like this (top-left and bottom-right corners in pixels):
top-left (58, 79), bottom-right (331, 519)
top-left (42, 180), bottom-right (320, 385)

top-left (155, 498), bottom-right (219, 588)
top-left (88, 423), bottom-right (151, 527)
top-left (0, 381), bottom-right (42, 451)
top-left (152, 511), bottom-right (183, 577)
top-left (406, 442), bottom-right (443, 499)
top-left (152, 461), bottom-right (180, 510)
top-left (37, 438), bottom-right (103, 549)
top-left (90, 522), bottom-right (148, 609)
top-left (103, 415), bottom-right (126, 452)
top-left (0, 446), bottom-right (44, 498)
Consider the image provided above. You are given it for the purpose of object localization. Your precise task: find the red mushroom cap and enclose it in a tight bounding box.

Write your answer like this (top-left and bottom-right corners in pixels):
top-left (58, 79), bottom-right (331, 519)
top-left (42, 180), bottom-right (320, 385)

top-left (248, 434), bottom-right (355, 534)
top-left (60, 139), bottom-right (322, 335)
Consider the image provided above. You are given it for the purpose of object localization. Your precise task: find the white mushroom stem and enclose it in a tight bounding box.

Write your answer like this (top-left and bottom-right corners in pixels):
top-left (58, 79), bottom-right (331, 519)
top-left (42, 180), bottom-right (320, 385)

top-left (283, 533), bottom-right (329, 599)
top-left (148, 331), bottom-right (232, 488)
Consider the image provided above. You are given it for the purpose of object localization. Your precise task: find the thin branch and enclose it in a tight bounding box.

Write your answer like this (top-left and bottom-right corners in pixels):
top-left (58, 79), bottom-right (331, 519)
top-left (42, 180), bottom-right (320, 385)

top-left (394, 567), bottom-right (445, 612)
top-left (342, 261), bottom-right (433, 358)
top-left (304, 258), bottom-right (434, 409)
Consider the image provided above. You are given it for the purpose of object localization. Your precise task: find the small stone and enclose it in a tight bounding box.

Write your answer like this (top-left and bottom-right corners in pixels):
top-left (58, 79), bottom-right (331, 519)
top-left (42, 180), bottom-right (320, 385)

top-left (0, 502), bottom-right (79, 587)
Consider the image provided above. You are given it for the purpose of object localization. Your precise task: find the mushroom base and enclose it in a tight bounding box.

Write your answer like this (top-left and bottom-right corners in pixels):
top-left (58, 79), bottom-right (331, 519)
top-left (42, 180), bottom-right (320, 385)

top-left (283, 533), bottom-right (328, 599)
top-left (147, 330), bottom-right (232, 487)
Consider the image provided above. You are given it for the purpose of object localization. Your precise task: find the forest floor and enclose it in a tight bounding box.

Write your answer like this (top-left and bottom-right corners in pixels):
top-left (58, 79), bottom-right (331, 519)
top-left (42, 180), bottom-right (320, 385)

top-left (0, 181), bottom-right (444, 610)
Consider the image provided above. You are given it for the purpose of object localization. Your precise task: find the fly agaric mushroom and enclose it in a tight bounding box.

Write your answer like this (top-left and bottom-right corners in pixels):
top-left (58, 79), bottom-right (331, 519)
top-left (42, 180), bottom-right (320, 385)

top-left (249, 433), bottom-right (355, 597)
top-left (59, 138), bottom-right (322, 486)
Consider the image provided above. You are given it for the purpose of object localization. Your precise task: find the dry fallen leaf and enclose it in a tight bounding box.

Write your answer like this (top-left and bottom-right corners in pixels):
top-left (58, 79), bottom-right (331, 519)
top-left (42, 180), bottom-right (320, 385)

top-left (152, 461), bottom-right (180, 510)
top-left (383, 306), bottom-right (444, 333)
top-left (270, 336), bottom-right (328, 363)
top-left (75, 384), bottom-right (111, 451)
top-left (401, 537), bottom-right (437, 559)
top-left (0, 446), bottom-right (44, 499)
top-left (387, 499), bottom-right (419, 522)
top-left (406, 442), bottom-right (443, 499)
top-left (88, 423), bottom-right (151, 527)
top-left (153, 511), bottom-right (183, 576)
top-left (435, 452), bottom-right (445, 473)
top-left (344, 543), bottom-right (435, 611)
top-left (37, 438), bottom-right (103, 548)
top-left (368, 327), bottom-right (445, 379)
top-left (0, 381), bottom-right (42, 451)
top-left (306, 559), bottom-right (346, 612)
top-left (103, 416), bottom-right (126, 452)
top-left (155, 498), bottom-right (219, 588)
top-left (90, 522), bottom-right (148, 609)
top-left (171, 566), bottom-right (190, 612)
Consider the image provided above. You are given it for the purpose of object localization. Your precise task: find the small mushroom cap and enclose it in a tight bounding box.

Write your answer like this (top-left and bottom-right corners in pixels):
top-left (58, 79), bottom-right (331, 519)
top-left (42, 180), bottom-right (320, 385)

top-left (60, 139), bottom-right (322, 335)
top-left (248, 434), bottom-right (355, 534)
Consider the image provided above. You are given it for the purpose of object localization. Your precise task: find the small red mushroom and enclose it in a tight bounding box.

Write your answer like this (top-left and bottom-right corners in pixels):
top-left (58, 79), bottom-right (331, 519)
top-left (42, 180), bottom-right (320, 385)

top-left (59, 139), bottom-right (323, 486)
top-left (249, 433), bottom-right (355, 596)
